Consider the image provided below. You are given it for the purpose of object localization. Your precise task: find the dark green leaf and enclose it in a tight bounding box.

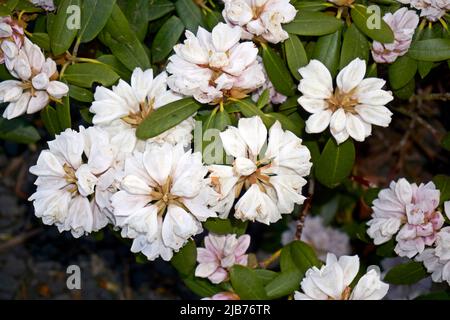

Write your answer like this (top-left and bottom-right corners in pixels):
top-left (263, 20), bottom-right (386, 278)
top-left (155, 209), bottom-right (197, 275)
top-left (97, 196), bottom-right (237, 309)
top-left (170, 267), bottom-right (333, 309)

top-left (214, 109), bottom-right (231, 131)
top-left (175, 0), bottom-right (204, 32)
top-left (339, 23), bottom-right (369, 69)
top-left (204, 217), bottom-right (248, 236)
top-left (30, 33), bottom-right (50, 52)
top-left (0, 118), bottom-right (40, 144)
top-left (312, 29), bottom-right (342, 78)
top-left (384, 261), bottom-right (428, 285)
top-left (376, 238), bottom-right (396, 257)
top-left (351, 5), bottom-right (394, 43)
top-left (171, 240), bottom-right (197, 277)
top-left (79, 0), bottom-right (116, 43)
top-left (266, 112), bottom-right (302, 137)
top-left (289, 240), bottom-right (321, 273)
top-left (393, 78), bottom-right (415, 100)
top-left (230, 265), bottom-right (268, 300)
top-left (284, 34), bottom-right (308, 81)
top-left (148, 0), bottom-right (175, 21)
top-left (441, 132), bottom-right (450, 151)
top-left (124, 0), bottom-right (150, 41)
top-left (284, 11), bottom-right (342, 36)
top-left (265, 271), bottom-right (302, 299)
top-left (415, 291), bottom-right (450, 300)
top-left (433, 174), bottom-right (450, 204)
top-left (183, 274), bottom-right (221, 297)
top-left (136, 98), bottom-right (202, 140)
top-left (151, 16), bottom-right (184, 63)
top-left (388, 55), bottom-right (417, 90)
top-left (262, 44), bottom-right (295, 96)
top-left (68, 84), bottom-right (94, 102)
top-left (41, 105), bottom-right (61, 135)
top-left (96, 54), bottom-right (131, 80)
top-left (62, 63), bottom-right (119, 88)
top-left (408, 39), bottom-right (450, 61)
top-left (48, 0), bottom-right (81, 56)
top-left (56, 95), bottom-right (71, 130)
top-left (254, 269), bottom-right (278, 285)
top-left (316, 138), bottom-right (355, 188)
top-left (204, 10), bottom-right (223, 31)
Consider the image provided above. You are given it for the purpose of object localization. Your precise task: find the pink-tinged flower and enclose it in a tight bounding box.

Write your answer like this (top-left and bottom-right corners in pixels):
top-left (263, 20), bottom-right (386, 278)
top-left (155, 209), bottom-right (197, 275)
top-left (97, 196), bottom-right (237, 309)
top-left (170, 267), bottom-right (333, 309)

top-left (203, 292), bottom-right (240, 300)
top-left (372, 8), bottom-right (419, 64)
top-left (30, 0), bottom-right (56, 11)
top-left (397, 0), bottom-right (450, 22)
top-left (0, 16), bottom-right (24, 64)
top-left (367, 178), bottom-right (445, 258)
top-left (195, 233), bottom-right (250, 284)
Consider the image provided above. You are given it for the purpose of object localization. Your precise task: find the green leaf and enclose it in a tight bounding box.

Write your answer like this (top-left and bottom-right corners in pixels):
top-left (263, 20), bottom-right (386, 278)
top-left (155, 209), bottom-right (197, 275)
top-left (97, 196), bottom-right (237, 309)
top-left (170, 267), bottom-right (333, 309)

top-left (388, 55), bottom-right (417, 90)
top-left (234, 98), bottom-right (267, 120)
top-left (384, 261), bottom-right (428, 285)
top-left (441, 132), bottom-right (450, 151)
top-left (204, 10), bottom-right (223, 31)
top-left (80, 108), bottom-right (93, 124)
top-left (230, 265), bottom-right (268, 300)
top-left (30, 33), bottom-right (50, 52)
top-left (293, 1), bottom-right (330, 11)
top-left (284, 11), bottom-right (342, 36)
top-left (96, 54), bottom-right (131, 80)
top-left (279, 96), bottom-right (298, 113)
top-left (262, 44), bottom-right (295, 96)
top-left (266, 112), bottom-right (302, 137)
top-left (214, 109), bottom-right (232, 131)
top-left (101, 4), bottom-right (151, 71)
top-left (393, 78), bottom-right (415, 100)
top-left (175, 0), bottom-right (204, 32)
top-left (62, 63), bottom-right (119, 88)
top-left (136, 98), bottom-right (202, 140)
top-left (433, 174), bottom-right (450, 205)
top-left (79, 0), bottom-right (116, 43)
top-left (339, 23), bottom-right (369, 69)
top-left (68, 84), bottom-right (94, 102)
top-left (151, 16), bottom-right (184, 63)
top-left (48, 0), bottom-right (81, 56)
top-left (316, 138), bottom-right (355, 188)
top-left (0, 0), bottom-right (19, 16)
top-left (351, 5), bottom-right (394, 44)
top-left (312, 29), bottom-right (342, 78)
top-left (417, 61), bottom-right (434, 79)
top-left (204, 217), bottom-right (248, 236)
top-left (256, 89), bottom-right (270, 109)
top-left (171, 240), bottom-right (197, 277)
top-left (0, 118), bottom-right (40, 144)
top-left (183, 274), bottom-right (221, 297)
top-left (408, 39), bottom-right (450, 62)
top-left (265, 271), bottom-right (302, 299)
top-left (376, 238), bottom-right (396, 257)
top-left (56, 95), bottom-right (71, 130)
top-left (41, 105), bottom-right (61, 135)
top-left (148, 0), bottom-right (175, 21)
top-left (415, 291), bottom-right (450, 300)
top-left (123, 0), bottom-right (150, 41)
top-left (254, 269), bottom-right (278, 285)
top-left (289, 241), bottom-right (321, 273)
top-left (284, 34), bottom-right (308, 80)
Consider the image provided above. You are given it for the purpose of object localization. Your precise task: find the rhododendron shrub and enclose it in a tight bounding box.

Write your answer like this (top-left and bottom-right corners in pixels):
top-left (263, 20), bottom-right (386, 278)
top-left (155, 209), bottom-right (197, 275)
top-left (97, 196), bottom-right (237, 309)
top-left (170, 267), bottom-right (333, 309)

top-left (1, 0), bottom-right (449, 300)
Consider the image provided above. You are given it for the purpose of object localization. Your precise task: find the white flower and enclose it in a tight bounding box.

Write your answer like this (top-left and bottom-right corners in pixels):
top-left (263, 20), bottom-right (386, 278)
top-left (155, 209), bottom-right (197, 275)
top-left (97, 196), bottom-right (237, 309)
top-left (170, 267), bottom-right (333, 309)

top-left (416, 248), bottom-right (450, 285)
top-left (381, 257), bottom-right (432, 299)
top-left (294, 253), bottom-right (389, 300)
top-left (281, 216), bottom-right (351, 260)
top-left (30, 0), bottom-right (56, 11)
top-left (372, 8), bottom-right (419, 64)
top-left (28, 126), bottom-right (134, 237)
top-left (397, 0), bottom-right (450, 21)
top-left (195, 233), bottom-right (250, 284)
top-left (167, 23), bottom-right (266, 104)
top-left (209, 116), bottom-right (312, 224)
top-left (90, 68), bottom-right (193, 148)
top-left (111, 143), bottom-right (218, 261)
top-left (297, 58), bottom-right (394, 144)
top-left (222, 0), bottom-right (297, 44)
top-left (0, 16), bottom-right (24, 64)
top-left (367, 178), bottom-right (444, 258)
top-left (0, 38), bottom-right (68, 119)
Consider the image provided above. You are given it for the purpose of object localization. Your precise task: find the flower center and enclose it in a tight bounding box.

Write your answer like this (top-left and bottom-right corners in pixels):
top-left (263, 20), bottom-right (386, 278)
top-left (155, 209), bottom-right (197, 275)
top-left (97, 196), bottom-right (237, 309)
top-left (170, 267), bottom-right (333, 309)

top-left (235, 159), bottom-right (273, 196)
top-left (121, 97), bottom-right (155, 127)
top-left (63, 164), bottom-right (79, 194)
top-left (326, 88), bottom-right (358, 113)
top-left (150, 176), bottom-right (185, 216)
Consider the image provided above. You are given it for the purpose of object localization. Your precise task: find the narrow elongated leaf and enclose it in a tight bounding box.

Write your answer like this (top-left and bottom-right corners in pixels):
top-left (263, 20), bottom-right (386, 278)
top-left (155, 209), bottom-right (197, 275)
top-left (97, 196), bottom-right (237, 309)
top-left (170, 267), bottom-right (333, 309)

top-left (0, 118), bottom-right (40, 144)
top-left (151, 16), bottom-right (184, 63)
top-left (96, 55), bottom-right (131, 80)
top-left (388, 55), bottom-right (417, 90)
top-left (384, 261), bottom-right (428, 285)
top-left (79, 0), bottom-right (116, 43)
top-left (102, 4), bottom-right (151, 71)
top-left (68, 84), bottom-right (93, 102)
top-left (41, 105), bottom-right (61, 135)
top-left (175, 0), bottom-right (204, 32)
top-left (148, 0), bottom-right (175, 21)
top-left (262, 44), bottom-right (295, 96)
top-left (124, 0), bottom-right (150, 41)
top-left (204, 217), bottom-right (248, 236)
top-left (408, 39), bottom-right (450, 62)
top-left (136, 98), bottom-right (202, 139)
top-left (204, 10), bottom-right (223, 31)
top-left (339, 23), bottom-right (369, 69)
top-left (289, 241), bottom-right (321, 273)
top-left (48, 0), bottom-right (81, 55)
top-left (265, 271), bottom-right (302, 299)
top-left (255, 269), bottom-right (278, 285)
top-left (183, 274), bottom-right (221, 297)
top-left (30, 33), bottom-right (50, 52)
top-left (62, 63), bottom-right (119, 88)
top-left (312, 29), bottom-right (342, 78)
top-left (56, 95), bottom-right (71, 130)
top-left (316, 138), bottom-right (355, 188)
top-left (351, 5), bottom-right (394, 43)
top-left (284, 11), bottom-right (342, 36)
top-left (266, 112), bottom-right (301, 137)
top-left (284, 34), bottom-right (308, 80)
top-left (230, 265), bottom-right (268, 300)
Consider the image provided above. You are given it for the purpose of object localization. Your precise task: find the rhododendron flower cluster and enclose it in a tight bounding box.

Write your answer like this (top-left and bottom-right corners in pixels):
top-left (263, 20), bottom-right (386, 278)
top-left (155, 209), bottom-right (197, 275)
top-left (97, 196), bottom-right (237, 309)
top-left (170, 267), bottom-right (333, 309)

top-left (397, 0), bottom-right (450, 21)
